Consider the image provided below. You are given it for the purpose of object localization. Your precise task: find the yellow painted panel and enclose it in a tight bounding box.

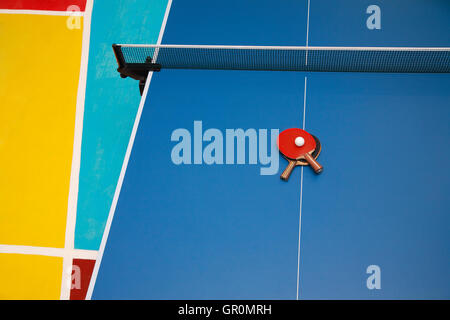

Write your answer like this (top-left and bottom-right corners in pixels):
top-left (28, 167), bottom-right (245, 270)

top-left (0, 253), bottom-right (63, 300)
top-left (0, 14), bottom-right (83, 247)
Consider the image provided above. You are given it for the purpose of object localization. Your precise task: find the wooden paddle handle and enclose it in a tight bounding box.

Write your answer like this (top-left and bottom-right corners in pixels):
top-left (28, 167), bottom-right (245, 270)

top-left (304, 153), bottom-right (323, 174)
top-left (281, 160), bottom-right (296, 181)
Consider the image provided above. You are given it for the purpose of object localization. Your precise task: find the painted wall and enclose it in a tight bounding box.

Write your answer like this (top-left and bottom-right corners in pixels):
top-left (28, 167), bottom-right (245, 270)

top-left (0, 0), bottom-right (169, 299)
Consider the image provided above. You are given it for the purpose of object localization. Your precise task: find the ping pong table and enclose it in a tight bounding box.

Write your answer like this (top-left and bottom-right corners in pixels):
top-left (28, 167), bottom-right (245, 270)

top-left (89, 0), bottom-right (450, 299)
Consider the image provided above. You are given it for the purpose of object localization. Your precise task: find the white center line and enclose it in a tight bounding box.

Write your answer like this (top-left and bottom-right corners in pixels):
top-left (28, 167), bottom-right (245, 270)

top-left (296, 76), bottom-right (308, 300)
top-left (297, 0), bottom-right (311, 300)
top-left (305, 0), bottom-right (311, 66)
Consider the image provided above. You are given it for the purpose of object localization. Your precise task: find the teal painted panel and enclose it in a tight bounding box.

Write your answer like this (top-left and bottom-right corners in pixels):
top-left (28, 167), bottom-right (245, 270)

top-left (75, 0), bottom-right (169, 250)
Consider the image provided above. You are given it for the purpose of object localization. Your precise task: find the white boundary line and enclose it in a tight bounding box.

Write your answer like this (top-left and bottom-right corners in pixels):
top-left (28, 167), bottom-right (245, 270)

top-left (60, 0), bottom-right (94, 300)
top-left (296, 77), bottom-right (308, 300)
top-left (85, 68), bottom-right (153, 301)
top-left (0, 245), bottom-right (97, 260)
top-left (85, 0), bottom-right (173, 300)
top-left (0, 9), bottom-right (84, 16)
top-left (117, 44), bottom-right (450, 51)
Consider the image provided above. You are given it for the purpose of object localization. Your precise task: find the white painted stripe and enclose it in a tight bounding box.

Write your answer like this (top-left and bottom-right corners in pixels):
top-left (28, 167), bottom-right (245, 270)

top-left (0, 245), bottom-right (97, 260)
top-left (151, 0), bottom-right (172, 63)
top-left (302, 77), bottom-right (307, 131)
top-left (305, 0), bottom-right (310, 65)
top-left (298, 1), bottom-right (310, 296)
top-left (86, 71), bottom-right (153, 301)
top-left (117, 44), bottom-right (450, 51)
top-left (60, 0), bottom-right (94, 300)
top-left (85, 0), bottom-right (174, 300)
top-left (72, 249), bottom-right (98, 260)
top-left (296, 167), bottom-right (304, 300)
top-left (296, 76), bottom-right (307, 300)
top-left (0, 9), bottom-right (84, 16)
top-left (298, 2), bottom-right (310, 296)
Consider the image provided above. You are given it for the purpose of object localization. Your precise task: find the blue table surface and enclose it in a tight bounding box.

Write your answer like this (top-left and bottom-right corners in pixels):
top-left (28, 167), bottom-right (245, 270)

top-left (93, 0), bottom-right (450, 299)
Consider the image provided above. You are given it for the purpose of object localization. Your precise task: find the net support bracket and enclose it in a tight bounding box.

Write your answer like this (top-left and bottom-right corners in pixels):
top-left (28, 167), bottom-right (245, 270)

top-left (113, 44), bottom-right (161, 95)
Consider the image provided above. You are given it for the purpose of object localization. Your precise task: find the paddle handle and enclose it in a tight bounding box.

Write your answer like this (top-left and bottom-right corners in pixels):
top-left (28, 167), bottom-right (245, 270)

top-left (304, 153), bottom-right (323, 174)
top-left (281, 160), bottom-right (296, 181)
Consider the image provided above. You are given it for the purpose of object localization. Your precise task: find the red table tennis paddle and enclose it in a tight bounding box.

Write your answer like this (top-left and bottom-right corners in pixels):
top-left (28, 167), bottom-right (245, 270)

top-left (277, 128), bottom-right (323, 180)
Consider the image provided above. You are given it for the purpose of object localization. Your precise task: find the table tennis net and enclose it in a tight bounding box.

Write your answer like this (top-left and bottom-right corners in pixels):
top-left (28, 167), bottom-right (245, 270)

top-left (114, 44), bottom-right (450, 73)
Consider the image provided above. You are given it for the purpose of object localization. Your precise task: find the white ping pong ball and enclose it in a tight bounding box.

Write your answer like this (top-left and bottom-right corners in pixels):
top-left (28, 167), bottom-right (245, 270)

top-left (295, 136), bottom-right (305, 147)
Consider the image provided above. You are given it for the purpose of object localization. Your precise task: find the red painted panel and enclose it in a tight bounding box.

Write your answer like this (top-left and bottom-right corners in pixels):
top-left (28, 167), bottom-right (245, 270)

top-left (70, 259), bottom-right (96, 300)
top-left (1, 0), bottom-right (87, 11)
